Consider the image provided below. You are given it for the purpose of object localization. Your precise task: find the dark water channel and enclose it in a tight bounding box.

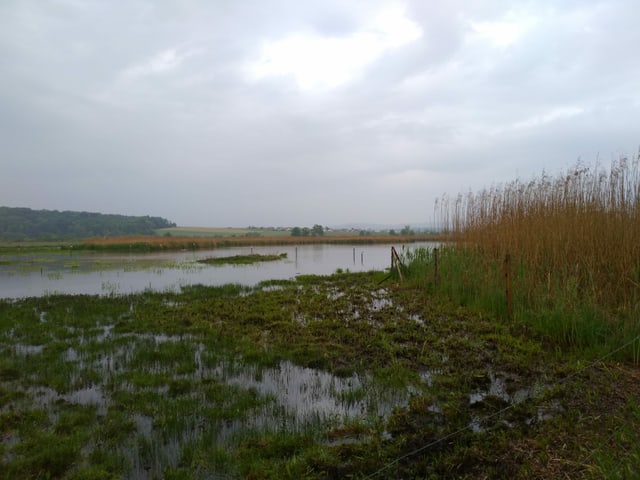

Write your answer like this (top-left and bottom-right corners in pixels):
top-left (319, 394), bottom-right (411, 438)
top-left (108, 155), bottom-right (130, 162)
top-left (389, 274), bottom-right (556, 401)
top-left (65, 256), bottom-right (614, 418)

top-left (0, 242), bottom-right (438, 299)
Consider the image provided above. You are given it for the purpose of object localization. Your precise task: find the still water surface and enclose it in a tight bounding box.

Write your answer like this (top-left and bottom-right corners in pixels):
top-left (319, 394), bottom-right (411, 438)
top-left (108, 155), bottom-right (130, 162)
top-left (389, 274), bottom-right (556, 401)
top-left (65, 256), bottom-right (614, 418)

top-left (0, 242), bottom-right (436, 299)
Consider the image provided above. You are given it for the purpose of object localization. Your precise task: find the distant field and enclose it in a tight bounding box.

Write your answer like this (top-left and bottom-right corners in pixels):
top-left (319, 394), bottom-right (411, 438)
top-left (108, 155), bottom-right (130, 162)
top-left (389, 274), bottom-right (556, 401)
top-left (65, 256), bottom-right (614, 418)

top-left (0, 232), bottom-right (447, 255)
top-left (156, 227), bottom-right (292, 237)
top-left (155, 227), bottom-right (388, 238)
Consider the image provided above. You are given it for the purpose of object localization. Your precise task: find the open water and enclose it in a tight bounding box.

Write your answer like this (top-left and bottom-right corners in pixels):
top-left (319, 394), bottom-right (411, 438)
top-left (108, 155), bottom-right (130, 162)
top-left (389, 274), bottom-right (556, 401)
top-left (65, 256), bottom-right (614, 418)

top-left (0, 242), bottom-right (438, 299)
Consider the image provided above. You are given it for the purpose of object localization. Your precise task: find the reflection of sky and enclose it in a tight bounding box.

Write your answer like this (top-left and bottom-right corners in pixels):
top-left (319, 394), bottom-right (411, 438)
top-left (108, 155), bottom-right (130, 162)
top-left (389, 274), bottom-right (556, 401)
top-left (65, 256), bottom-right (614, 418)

top-left (0, 242), bottom-right (439, 299)
top-left (225, 360), bottom-right (410, 421)
top-left (227, 360), bottom-right (367, 420)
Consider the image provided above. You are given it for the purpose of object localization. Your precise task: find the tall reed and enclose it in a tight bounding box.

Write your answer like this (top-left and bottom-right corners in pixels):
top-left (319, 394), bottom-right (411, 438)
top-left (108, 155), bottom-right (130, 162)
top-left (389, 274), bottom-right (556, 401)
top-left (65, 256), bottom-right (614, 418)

top-left (432, 151), bottom-right (640, 360)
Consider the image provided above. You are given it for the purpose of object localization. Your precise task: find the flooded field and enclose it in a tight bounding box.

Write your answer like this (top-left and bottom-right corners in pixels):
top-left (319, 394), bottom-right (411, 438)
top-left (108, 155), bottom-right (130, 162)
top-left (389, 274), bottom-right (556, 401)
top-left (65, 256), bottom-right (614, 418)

top-left (0, 273), bottom-right (424, 478)
top-left (1, 244), bottom-right (635, 478)
top-left (0, 242), bottom-right (437, 299)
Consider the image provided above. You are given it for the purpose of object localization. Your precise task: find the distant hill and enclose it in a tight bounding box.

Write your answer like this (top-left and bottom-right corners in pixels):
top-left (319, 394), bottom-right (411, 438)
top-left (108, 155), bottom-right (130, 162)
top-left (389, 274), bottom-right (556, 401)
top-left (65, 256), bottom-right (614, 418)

top-left (0, 206), bottom-right (176, 241)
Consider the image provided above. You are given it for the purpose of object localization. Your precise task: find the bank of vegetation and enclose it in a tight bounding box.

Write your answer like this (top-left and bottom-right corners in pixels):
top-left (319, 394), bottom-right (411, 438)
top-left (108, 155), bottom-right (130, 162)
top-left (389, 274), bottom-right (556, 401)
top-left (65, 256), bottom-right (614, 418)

top-left (403, 154), bottom-right (640, 363)
top-left (0, 206), bottom-right (175, 241)
top-left (76, 233), bottom-right (443, 252)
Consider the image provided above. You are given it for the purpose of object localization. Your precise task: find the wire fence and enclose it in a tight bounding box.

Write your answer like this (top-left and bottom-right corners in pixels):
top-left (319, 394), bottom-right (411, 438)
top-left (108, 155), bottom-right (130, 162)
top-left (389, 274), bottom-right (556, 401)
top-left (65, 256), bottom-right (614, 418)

top-left (361, 333), bottom-right (640, 479)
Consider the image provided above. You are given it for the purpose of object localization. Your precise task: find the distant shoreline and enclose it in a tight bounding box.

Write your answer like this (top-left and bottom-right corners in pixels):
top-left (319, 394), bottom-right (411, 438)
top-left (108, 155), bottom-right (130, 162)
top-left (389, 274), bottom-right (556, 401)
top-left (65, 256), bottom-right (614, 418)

top-left (0, 233), bottom-right (448, 254)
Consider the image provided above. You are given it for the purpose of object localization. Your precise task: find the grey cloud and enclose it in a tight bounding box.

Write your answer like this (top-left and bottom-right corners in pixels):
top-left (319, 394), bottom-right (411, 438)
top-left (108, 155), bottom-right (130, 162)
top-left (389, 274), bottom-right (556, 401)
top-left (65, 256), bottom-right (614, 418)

top-left (1, 1), bottom-right (638, 226)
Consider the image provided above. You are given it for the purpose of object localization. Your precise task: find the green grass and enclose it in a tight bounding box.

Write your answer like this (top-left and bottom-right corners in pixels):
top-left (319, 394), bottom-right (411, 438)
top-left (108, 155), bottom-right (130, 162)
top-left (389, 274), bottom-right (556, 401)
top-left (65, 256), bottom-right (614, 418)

top-left (1, 267), bottom-right (639, 478)
top-left (400, 245), bottom-right (640, 363)
top-left (197, 252), bottom-right (287, 265)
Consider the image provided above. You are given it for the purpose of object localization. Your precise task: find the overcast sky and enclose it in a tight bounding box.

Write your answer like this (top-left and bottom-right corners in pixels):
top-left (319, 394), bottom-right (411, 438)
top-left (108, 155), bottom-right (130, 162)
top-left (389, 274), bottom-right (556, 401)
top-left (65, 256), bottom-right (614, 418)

top-left (1, 1), bottom-right (638, 227)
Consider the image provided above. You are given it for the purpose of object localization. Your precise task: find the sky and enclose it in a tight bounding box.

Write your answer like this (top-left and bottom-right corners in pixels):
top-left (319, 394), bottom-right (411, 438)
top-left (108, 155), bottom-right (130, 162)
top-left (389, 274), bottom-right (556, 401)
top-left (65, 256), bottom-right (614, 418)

top-left (1, 1), bottom-right (639, 228)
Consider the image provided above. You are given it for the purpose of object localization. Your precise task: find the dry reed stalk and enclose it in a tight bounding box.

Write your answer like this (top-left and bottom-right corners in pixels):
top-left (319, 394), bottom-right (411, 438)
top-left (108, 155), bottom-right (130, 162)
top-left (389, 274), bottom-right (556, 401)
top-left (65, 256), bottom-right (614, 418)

top-left (437, 153), bottom-right (640, 315)
top-left (81, 234), bottom-right (446, 250)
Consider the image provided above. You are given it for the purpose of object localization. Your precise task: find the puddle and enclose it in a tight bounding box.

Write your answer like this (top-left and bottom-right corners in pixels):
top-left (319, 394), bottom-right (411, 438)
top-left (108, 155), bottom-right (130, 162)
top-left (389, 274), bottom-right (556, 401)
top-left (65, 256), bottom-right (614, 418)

top-left (95, 325), bottom-right (114, 342)
top-left (326, 288), bottom-right (345, 301)
top-left (2, 323), bottom-right (422, 480)
top-left (371, 289), bottom-right (393, 311)
top-left (67, 386), bottom-right (109, 414)
top-left (27, 384), bottom-right (109, 415)
top-left (466, 370), bottom-right (558, 432)
top-left (532, 399), bottom-right (565, 424)
top-left (371, 296), bottom-right (393, 311)
top-left (13, 344), bottom-right (45, 355)
top-left (419, 368), bottom-right (442, 387)
top-left (468, 371), bottom-right (534, 407)
top-left (222, 361), bottom-right (370, 420)
top-left (64, 347), bottom-right (78, 361)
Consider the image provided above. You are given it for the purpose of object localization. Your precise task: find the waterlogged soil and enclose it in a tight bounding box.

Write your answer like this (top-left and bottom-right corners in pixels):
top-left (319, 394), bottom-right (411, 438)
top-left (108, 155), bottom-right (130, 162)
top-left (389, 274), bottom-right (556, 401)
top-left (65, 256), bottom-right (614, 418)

top-left (0, 272), bottom-right (639, 479)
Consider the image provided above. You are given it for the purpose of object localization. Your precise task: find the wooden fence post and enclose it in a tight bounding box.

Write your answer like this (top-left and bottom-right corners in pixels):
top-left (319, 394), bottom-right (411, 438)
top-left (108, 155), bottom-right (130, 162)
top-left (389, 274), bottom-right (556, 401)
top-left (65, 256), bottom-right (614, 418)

top-left (391, 246), bottom-right (404, 282)
top-left (504, 253), bottom-right (512, 319)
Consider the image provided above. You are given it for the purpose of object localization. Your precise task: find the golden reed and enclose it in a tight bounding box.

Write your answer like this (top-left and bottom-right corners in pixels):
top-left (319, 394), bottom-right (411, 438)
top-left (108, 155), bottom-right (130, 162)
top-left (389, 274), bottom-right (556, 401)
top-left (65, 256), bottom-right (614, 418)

top-left (437, 152), bottom-right (640, 315)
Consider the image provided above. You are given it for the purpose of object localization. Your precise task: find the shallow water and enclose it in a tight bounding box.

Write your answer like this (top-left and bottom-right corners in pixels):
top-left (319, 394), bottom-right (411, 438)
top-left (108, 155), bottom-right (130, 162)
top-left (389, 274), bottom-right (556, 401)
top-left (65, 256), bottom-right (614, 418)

top-left (4, 316), bottom-right (422, 480)
top-left (0, 242), bottom-right (438, 299)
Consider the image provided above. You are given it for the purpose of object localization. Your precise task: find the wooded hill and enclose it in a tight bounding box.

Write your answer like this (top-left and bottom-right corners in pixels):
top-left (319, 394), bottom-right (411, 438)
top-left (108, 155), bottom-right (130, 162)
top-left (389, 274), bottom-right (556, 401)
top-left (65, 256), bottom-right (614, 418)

top-left (0, 206), bottom-right (176, 241)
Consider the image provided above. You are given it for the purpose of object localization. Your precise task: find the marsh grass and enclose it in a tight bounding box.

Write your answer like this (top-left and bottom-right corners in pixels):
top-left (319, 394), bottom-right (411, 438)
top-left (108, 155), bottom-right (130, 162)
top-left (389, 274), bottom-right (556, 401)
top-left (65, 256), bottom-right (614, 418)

top-left (197, 252), bottom-right (288, 265)
top-left (0, 274), bottom-right (435, 479)
top-left (421, 154), bottom-right (640, 361)
top-left (3, 263), bottom-right (637, 478)
top-left (589, 396), bottom-right (640, 478)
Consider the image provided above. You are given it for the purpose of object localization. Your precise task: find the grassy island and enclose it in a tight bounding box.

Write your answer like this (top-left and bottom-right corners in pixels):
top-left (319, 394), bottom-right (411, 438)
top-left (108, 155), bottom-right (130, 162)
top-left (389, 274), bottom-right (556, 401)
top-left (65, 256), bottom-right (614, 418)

top-left (197, 253), bottom-right (287, 266)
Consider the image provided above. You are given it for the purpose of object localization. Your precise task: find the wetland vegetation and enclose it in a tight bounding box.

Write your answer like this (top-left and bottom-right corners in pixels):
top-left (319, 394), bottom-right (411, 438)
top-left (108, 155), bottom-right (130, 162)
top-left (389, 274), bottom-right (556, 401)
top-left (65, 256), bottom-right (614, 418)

top-left (432, 156), bottom-right (640, 364)
top-left (1, 267), bottom-right (639, 478)
top-left (197, 253), bottom-right (288, 266)
top-left (2, 158), bottom-right (640, 478)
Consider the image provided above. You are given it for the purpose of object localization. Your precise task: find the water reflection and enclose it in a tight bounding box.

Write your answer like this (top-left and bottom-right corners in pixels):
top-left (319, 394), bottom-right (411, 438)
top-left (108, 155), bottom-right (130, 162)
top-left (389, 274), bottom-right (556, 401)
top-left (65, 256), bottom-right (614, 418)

top-left (0, 242), bottom-right (438, 299)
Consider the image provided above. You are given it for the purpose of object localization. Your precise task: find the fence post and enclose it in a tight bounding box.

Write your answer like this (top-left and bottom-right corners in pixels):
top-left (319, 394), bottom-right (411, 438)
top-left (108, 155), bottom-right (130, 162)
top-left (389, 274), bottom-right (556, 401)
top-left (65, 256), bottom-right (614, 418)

top-left (434, 248), bottom-right (439, 288)
top-left (504, 253), bottom-right (512, 319)
top-left (391, 246), bottom-right (404, 282)
top-left (391, 247), bottom-right (394, 272)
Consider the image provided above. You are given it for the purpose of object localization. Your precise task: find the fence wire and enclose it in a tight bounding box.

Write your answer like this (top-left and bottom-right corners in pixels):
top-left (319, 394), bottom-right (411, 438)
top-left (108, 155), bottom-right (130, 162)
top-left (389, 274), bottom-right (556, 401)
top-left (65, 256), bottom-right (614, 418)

top-left (361, 334), bottom-right (640, 479)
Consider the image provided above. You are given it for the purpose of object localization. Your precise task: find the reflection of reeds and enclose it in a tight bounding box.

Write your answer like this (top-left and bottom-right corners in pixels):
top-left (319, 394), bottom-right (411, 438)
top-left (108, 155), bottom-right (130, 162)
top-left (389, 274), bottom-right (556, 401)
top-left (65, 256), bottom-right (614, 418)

top-left (433, 153), bottom-right (640, 358)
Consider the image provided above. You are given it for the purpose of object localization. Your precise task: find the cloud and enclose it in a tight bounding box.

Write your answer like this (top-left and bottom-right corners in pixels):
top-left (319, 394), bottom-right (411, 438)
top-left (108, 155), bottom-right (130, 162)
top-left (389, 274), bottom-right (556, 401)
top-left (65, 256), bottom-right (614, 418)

top-left (469, 14), bottom-right (537, 49)
top-left (245, 3), bottom-right (421, 90)
top-left (0, 0), bottom-right (639, 226)
top-left (511, 106), bottom-right (585, 130)
top-left (120, 48), bottom-right (192, 80)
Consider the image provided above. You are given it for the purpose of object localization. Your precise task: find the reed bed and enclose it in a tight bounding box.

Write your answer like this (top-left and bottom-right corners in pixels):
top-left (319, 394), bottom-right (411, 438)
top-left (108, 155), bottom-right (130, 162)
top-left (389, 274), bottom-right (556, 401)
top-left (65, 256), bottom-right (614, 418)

top-left (432, 153), bottom-right (640, 361)
top-left (78, 234), bottom-right (443, 252)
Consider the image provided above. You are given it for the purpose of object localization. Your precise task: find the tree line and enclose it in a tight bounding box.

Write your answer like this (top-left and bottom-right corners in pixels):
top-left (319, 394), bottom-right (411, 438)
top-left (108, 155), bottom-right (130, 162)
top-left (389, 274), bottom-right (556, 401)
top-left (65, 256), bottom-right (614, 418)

top-left (0, 206), bottom-right (176, 241)
top-left (290, 224), bottom-right (325, 237)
